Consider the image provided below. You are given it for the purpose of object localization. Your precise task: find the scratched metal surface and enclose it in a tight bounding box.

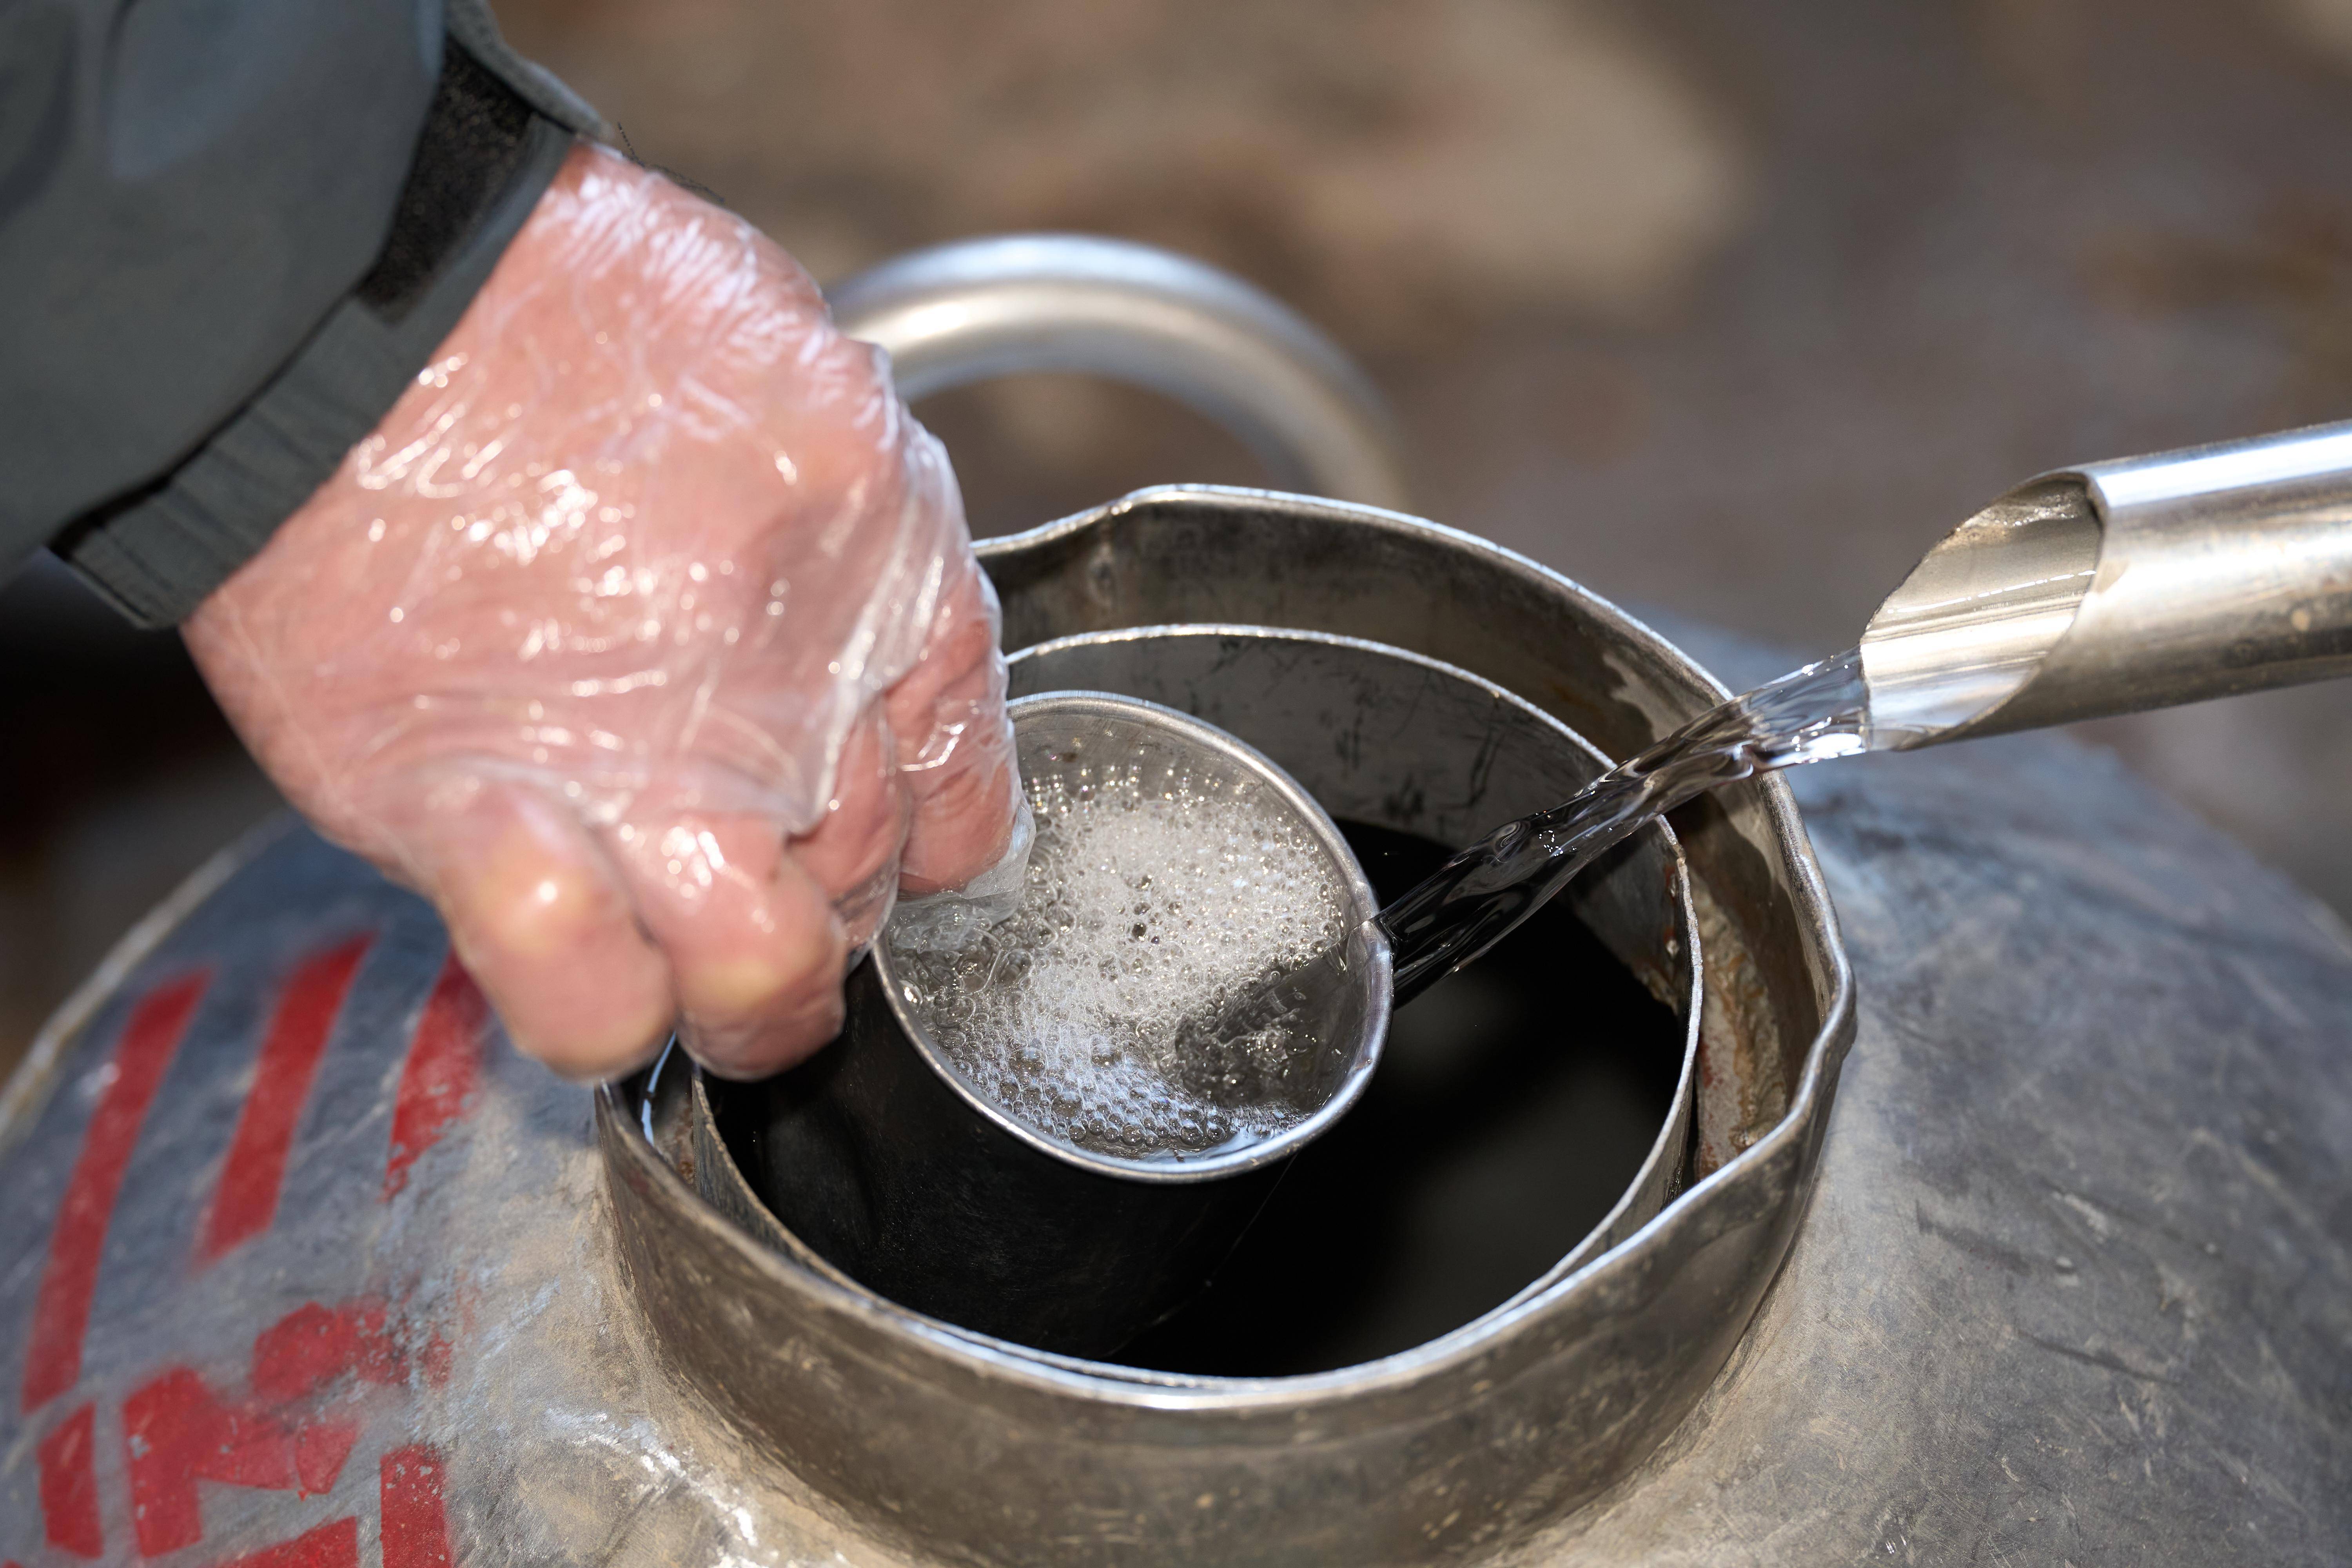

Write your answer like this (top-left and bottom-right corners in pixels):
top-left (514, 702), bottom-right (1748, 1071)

top-left (3, 737), bottom-right (2348, 1560)
top-left (0, 823), bottom-right (856, 1565)
top-left (1526, 728), bottom-right (2352, 1563)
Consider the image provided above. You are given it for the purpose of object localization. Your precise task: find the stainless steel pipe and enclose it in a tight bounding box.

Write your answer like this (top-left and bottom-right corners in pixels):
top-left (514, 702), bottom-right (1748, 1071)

top-left (826, 233), bottom-right (1411, 510)
top-left (1863, 419), bottom-right (2352, 745)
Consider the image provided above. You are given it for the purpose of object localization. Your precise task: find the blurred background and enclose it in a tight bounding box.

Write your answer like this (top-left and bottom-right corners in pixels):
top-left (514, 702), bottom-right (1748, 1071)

top-left (8, 0), bottom-right (2352, 1071)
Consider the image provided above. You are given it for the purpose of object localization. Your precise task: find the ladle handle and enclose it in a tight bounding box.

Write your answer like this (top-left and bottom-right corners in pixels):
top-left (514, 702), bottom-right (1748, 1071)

top-left (824, 234), bottom-right (1409, 511)
top-left (1861, 419), bottom-right (2352, 746)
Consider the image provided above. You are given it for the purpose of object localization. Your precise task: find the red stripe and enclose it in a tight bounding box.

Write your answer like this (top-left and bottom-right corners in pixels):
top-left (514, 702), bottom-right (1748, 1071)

top-left (21, 973), bottom-right (208, 1412)
top-left (198, 938), bottom-right (372, 1264)
top-left (124, 1365), bottom-right (302, 1556)
top-left (379, 1444), bottom-right (451, 1568)
top-left (36, 1402), bottom-right (102, 1557)
top-left (383, 957), bottom-right (487, 1199)
top-left (206, 1516), bottom-right (358, 1568)
top-left (251, 1298), bottom-right (404, 1403)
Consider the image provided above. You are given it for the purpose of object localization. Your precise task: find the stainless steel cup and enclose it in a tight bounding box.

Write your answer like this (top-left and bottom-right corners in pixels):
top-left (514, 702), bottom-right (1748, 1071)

top-left (697, 691), bottom-right (1391, 1358)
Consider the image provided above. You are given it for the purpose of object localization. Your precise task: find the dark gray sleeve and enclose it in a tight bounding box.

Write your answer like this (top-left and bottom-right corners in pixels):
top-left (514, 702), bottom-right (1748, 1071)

top-left (0, 0), bottom-right (602, 626)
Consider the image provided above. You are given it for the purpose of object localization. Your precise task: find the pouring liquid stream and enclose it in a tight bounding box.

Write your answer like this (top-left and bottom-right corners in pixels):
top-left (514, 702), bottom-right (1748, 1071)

top-left (1209, 648), bottom-right (1882, 1044)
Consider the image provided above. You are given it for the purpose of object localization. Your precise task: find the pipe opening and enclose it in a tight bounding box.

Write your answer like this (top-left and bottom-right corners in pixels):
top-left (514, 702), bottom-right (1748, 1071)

top-left (1859, 476), bottom-right (2100, 746)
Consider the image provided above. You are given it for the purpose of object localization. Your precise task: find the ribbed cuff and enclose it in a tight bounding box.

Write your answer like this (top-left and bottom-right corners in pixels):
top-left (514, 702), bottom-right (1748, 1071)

top-left (59, 46), bottom-right (579, 627)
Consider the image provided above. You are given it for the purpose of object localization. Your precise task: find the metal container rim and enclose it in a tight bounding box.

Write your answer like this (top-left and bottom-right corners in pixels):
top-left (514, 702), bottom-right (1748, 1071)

top-left (592, 488), bottom-right (1856, 1416)
top-left (999, 623), bottom-right (1706, 1297)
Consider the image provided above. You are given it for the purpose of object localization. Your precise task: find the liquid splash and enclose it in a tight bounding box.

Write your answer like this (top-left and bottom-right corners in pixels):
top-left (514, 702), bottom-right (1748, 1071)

top-left (1216, 648), bottom-right (1874, 1036)
top-left (887, 742), bottom-right (1352, 1159)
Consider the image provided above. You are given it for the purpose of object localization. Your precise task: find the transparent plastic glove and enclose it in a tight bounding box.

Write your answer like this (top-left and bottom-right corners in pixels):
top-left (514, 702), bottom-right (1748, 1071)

top-left (889, 792), bottom-right (1036, 954)
top-left (185, 145), bottom-right (1022, 1082)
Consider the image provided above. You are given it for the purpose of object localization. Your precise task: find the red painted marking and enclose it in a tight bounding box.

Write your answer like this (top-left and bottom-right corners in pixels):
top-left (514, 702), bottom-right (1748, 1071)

top-left (36, 1402), bottom-right (102, 1558)
top-left (251, 1299), bottom-right (404, 1403)
top-left (205, 1516), bottom-right (359, 1568)
top-left (383, 957), bottom-right (488, 1198)
top-left (379, 1445), bottom-right (451, 1568)
top-left (200, 937), bottom-right (373, 1264)
top-left (295, 1418), bottom-right (361, 1495)
top-left (123, 1367), bottom-right (311, 1556)
top-left (120, 1299), bottom-right (419, 1554)
top-left (21, 972), bottom-right (209, 1412)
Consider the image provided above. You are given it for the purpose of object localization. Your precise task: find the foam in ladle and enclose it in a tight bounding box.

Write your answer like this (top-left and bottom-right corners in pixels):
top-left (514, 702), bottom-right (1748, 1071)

top-left (885, 739), bottom-right (1349, 1161)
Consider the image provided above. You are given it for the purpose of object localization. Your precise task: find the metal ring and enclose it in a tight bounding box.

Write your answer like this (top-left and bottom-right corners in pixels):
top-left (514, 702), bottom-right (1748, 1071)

top-left (826, 233), bottom-right (1410, 511)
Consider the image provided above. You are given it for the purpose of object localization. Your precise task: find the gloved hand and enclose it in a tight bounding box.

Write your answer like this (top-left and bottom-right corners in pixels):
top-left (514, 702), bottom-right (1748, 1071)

top-left (185, 145), bottom-right (1022, 1082)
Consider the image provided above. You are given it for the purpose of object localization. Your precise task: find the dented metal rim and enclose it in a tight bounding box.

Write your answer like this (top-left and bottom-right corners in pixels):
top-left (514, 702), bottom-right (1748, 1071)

top-left (659, 619), bottom-right (1709, 1389)
top-left (0, 486), bottom-right (1860, 1565)
top-left (594, 486), bottom-right (1857, 1413)
top-left (0, 488), bottom-right (1858, 1423)
top-left (598, 935), bottom-right (1833, 1414)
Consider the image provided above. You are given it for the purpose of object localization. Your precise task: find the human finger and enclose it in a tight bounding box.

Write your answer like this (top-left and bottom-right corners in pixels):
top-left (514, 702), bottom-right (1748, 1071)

top-left (608, 811), bottom-right (848, 1078)
top-left (885, 544), bottom-right (1021, 897)
top-left (412, 784), bottom-right (674, 1081)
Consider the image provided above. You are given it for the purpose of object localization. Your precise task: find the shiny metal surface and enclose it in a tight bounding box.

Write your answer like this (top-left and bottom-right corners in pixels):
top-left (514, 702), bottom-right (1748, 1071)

top-left (1546, 625), bottom-right (2352, 1564)
top-left (628, 612), bottom-right (1706, 1560)
top-left (605, 491), bottom-right (1849, 1565)
top-left (7, 555), bottom-right (2347, 1561)
top-left (826, 234), bottom-right (1411, 509)
top-left (1000, 625), bottom-right (1703, 1295)
top-left (702, 691), bottom-right (1392, 1358)
top-left (5, 210), bottom-right (2343, 1562)
top-left (1864, 418), bottom-right (2352, 744)
top-left (978, 486), bottom-right (1849, 1176)
top-left (799, 691), bottom-right (1389, 1184)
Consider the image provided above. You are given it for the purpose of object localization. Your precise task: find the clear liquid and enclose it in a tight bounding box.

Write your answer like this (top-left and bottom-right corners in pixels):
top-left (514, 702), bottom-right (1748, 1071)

top-left (1219, 648), bottom-right (1875, 1034)
top-left (884, 754), bottom-right (1351, 1160)
top-left (893, 649), bottom-right (1874, 1160)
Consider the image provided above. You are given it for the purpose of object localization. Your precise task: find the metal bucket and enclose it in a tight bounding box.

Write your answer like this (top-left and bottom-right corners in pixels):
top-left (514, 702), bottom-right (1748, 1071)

top-left (598, 489), bottom-right (1834, 1564)
top-left (682, 624), bottom-right (1702, 1369)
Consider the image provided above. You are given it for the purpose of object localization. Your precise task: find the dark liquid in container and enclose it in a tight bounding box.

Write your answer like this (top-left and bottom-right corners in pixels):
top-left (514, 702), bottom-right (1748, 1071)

top-left (1115, 820), bottom-right (1682, 1377)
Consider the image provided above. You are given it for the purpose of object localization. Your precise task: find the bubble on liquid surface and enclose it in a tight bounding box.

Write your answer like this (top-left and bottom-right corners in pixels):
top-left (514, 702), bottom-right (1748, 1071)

top-left (884, 750), bottom-right (1352, 1160)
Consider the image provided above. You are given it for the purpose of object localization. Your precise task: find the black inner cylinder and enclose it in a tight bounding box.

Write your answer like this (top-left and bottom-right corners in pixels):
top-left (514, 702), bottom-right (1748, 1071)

top-left (1111, 819), bottom-right (1681, 1377)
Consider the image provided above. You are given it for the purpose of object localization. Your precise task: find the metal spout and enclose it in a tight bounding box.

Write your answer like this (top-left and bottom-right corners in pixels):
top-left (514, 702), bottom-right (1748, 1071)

top-left (1862, 419), bottom-right (2352, 747)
